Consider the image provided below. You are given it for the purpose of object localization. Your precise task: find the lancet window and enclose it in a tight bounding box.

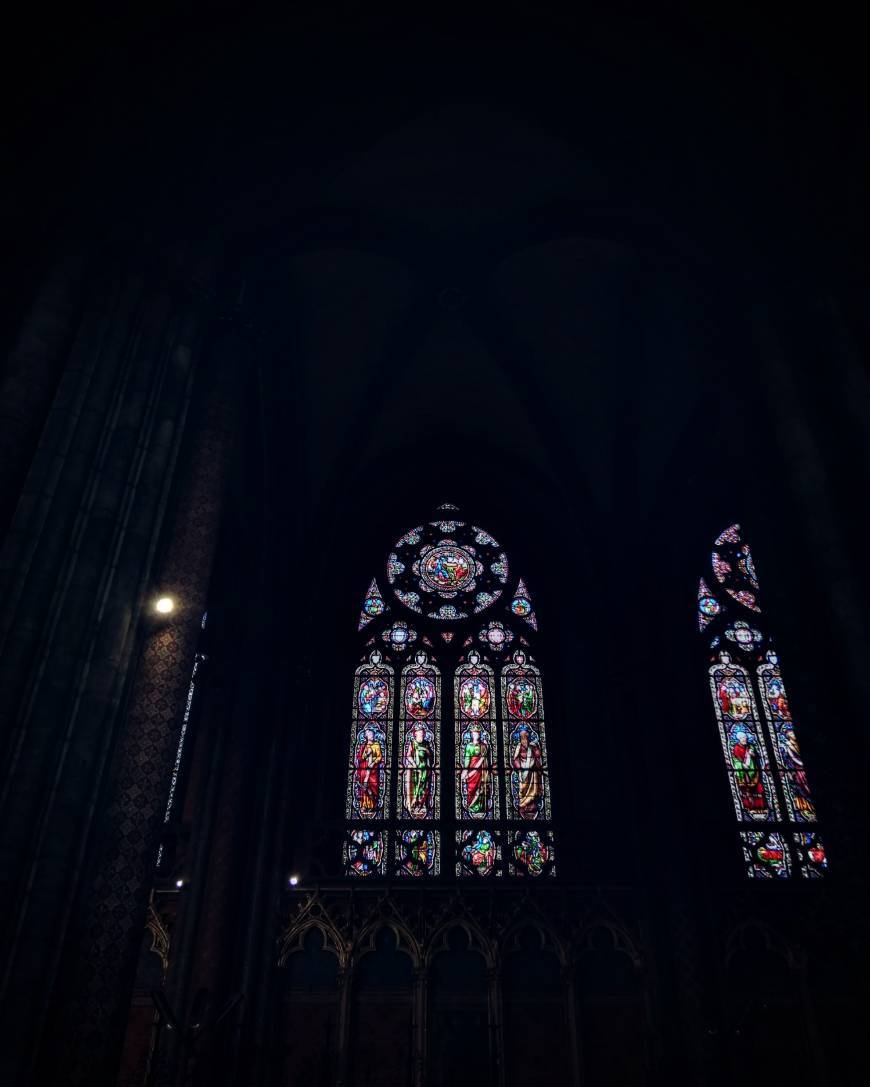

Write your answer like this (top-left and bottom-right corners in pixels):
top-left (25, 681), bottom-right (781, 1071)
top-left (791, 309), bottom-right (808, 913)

top-left (699, 525), bottom-right (826, 878)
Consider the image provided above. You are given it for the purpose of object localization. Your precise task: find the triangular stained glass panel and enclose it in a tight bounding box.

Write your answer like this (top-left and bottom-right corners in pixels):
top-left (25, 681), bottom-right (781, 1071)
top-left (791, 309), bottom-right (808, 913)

top-left (441, 632), bottom-right (454, 643)
top-left (509, 577), bottom-right (538, 630)
top-left (358, 578), bottom-right (388, 630)
top-left (697, 577), bottom-right (722, 631)
top-left (714, 524), bottom-right (742, 546)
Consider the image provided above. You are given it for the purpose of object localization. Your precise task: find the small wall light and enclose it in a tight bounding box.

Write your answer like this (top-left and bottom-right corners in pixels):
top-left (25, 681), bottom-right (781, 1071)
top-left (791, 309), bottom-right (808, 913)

top-left (175, 879), bottom-right (184, 888)
top-left (288, 875), bottom-right (299, 887)
top-left (155, 596), bottom-right (175, 615)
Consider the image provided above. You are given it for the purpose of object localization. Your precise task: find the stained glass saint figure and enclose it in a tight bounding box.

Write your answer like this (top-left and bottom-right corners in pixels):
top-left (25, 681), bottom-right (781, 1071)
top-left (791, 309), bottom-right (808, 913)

top-left (355, 726), bottom-right (385, 817)
top-left (403, 726), bottom-right (434, 818)
top-left (729, 727), bottom-right (769, 816)
top-left (461, 727), bottom-right (492, 818)
top-left (511, 727), bottom-right (544, 819)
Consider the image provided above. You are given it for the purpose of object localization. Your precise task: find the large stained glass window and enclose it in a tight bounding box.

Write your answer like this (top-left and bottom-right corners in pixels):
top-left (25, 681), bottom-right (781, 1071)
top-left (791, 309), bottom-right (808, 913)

top-left (344, 505), bottom-right (555, 878)
top-left (699, 524), bottom-right (826, 878)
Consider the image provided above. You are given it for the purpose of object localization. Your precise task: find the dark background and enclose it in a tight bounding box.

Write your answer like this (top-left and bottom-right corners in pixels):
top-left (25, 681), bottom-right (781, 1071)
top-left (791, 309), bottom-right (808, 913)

top-left (1, 1), bottom-right (868, 1083)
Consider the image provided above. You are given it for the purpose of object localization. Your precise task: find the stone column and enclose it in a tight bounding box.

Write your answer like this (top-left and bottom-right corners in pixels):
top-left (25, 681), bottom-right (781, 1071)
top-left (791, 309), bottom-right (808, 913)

top-left (0, 263), bottom-right (206, 1084)
top-left (45, 314), bottom-right (244, 1086)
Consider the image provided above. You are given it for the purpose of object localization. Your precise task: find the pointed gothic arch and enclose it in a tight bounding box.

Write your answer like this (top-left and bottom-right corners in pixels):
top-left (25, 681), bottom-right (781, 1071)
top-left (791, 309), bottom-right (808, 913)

top-left (345, 505), bottom-right (556, 878)
top-left (698, 524), bottom-right (827, 878)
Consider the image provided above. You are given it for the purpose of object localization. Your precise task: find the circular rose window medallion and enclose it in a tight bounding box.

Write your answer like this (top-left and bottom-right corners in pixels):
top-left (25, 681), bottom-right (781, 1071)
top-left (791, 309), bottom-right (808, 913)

top-left (420, 545), bottom-right (475, 593)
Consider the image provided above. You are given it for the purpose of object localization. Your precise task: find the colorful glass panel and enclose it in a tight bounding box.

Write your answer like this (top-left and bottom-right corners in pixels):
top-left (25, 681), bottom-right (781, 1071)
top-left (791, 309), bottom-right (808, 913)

top-left (381, 619), bottom-right (418, 652)
top-left (502, 651), bottom-right (549, 821)
top-left (479, 620), bottom-right (514, 652)
top-left (740, 831), bottom-right (790, 878)
top-left (399, 652), bottom-right (440, 819)
top-left (697, 577), bottom-right (721, 631)
top-left (792, 832), bottom-right (827, 878)
top-left (758, 653), bottom-right (816, 822)
top-left (709, 655), bottom-right (779, 822)
top-left (726, 588), bottom-right (761, 612)
top-left (702, 525), bottom-right (826, 880)
top-left (344, 829), bottom-right (387, 877)
top-left (358, 578), bottom-right (388, 630)
top-left (712, 552), bottom-right (731, 583)
top-left (455, 652), bottom-right (498, 820)
top-left (420, 543), bottom-right (475, 592)
top-left (714, 524), bottom-right (742, 546)
top-left (348, 652), bottom-right (393, 820)
top-left (509, 577), bottom-right (538, 630)
top-left (737, 544), bottom-right (759, 588)
top-left (395, 829), bottom-right (439, 877)
top-left (456, 829), bottom-right (502, 877)
top-left (510, 829), bottom-right (555, 877)
top-left (725, 621), bottom-right (763, 652)
top-left (388, 518), bottom-right (507, 618)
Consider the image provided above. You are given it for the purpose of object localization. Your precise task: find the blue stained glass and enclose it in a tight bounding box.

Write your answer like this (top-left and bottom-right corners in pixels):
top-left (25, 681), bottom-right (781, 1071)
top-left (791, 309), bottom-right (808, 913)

top-left (457, 829), bottom-right (500, 877)
top-left (345, 830), bottom-right (386, 876)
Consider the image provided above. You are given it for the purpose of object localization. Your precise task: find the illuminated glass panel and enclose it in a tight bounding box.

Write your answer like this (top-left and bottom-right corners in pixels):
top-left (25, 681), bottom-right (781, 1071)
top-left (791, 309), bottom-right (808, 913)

top-left (502, 650), bottom-right (550, 822)
top-left (395, 829), bottom-right (440, 877)
top-left (740, 831), bottom-right (790, 879)
top-left (358, 578), bottom-right (388, 630)
top-left (347, 651), bottom-right (393, 820)
top-left (344, 829), bottom-right (387, 877)
top-left (701, 523), bottom-right (826, 879)
top-left (381, 620), bottom-right (417, 652)
top-left (726, 587), bottom-right (760, 612)
top-left (479, 620), bottom-right (514, 653)
top-left (399, 651), bottom-right (440, 820)
top-left (509, 829), bottom-right (555, 877)
top-left (455, 651), bottom-right (498, 820)
top-left (456, 829), bottom-right (502, 877)
top-left (709, 654), bottom-right (779, 822)
top-left (792, 832), bottom-right (827, 878)
top-left (714, 524), bottom-right (742, 546)
top-left (387, 520), bottom-right (508, 619)
top-left (510, 578), bottom-right (538, 631)
top-left (697, 577), bottom-right (721, 631)
top-left (758, 652), bottom-right (816, 822)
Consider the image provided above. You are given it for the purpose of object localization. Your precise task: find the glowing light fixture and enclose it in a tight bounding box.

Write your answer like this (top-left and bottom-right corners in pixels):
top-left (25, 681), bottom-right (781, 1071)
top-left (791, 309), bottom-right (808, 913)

top-left (289, 875), bottom-right (299, 887)
top-left (155, 596), bottom-right (175, 615)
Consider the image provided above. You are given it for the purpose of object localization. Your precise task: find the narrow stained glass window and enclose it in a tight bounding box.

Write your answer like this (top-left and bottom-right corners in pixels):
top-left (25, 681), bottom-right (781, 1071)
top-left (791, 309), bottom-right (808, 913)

top-left (699, 524), bottom-right (826, 878)
top-left (709, 654), bottom-right (780, 823)
top-left (347, 651), bottom-right (393, 821)
top-left (502, 651), bottom-right (549, 822)
top-left (399, 651), bottom-right (440, 820)
top-left (455, 651), bottom-right (498, 821)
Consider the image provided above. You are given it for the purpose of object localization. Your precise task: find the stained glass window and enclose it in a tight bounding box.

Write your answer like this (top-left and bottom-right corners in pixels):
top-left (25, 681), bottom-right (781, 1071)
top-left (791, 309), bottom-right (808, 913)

top-left (699, 525), bottom-right (826, 878)
top-left (502, 650), bottom-right (550, 823)
top-left (358, 578), bottom-right (388, 630)
top-left (399, 651), bottom-right (440, 820)
top-left (347, 651), bottom-right (393, 821)
top-left (455, 651), bottom-right (498, 821)
top-left (709, 655), bottom-right (780, 822)
top-left (344, 507), bottom-right (555, 878)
